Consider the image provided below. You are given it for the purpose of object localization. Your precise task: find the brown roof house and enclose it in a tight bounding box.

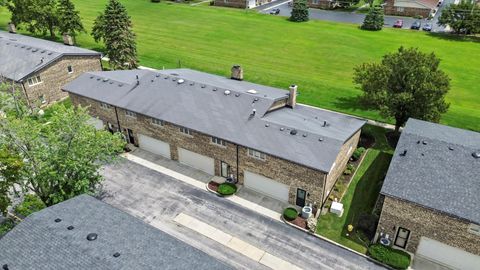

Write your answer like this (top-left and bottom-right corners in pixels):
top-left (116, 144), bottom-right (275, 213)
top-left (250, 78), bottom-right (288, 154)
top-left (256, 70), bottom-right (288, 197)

top-left (375, 119), bottom-right (480, 270)
top-left (384, 0), bottom-right (437, 17)
top-left (0, 30), bottom-right (101, 107)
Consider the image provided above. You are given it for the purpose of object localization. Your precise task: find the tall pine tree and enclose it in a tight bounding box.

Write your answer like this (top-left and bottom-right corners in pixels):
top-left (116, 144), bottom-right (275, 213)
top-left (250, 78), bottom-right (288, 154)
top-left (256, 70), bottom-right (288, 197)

top-left (92, 0), bottom-right (138, 70)
top-left (57, 0), bottom-right (84, 43)
top-left (290, 0), bottom-right (309, 22)
top-left (361, 7), bottom-right (384, 31)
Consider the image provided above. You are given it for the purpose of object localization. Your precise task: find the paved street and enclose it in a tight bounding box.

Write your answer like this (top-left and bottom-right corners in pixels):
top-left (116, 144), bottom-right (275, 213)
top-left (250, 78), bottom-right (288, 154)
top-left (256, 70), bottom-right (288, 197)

top-left (99, 158), bottom-right (386, 270)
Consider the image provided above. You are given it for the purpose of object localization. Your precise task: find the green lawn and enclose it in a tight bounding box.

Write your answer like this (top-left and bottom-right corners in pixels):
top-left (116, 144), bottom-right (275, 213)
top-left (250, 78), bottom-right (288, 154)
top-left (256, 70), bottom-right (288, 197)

top-left (1, 1), bottom-right (479, 131)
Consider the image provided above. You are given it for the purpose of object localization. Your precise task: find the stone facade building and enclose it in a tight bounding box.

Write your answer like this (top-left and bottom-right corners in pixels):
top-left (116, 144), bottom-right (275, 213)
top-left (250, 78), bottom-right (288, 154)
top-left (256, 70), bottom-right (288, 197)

top-left (0, 31), bottom-right (101, 107)
top-left (383, 0), bottom-right (437, 18)
top-left (376, 119), bottom-right (480, 269)
top-left (63, 68), bottom-right (365, 209)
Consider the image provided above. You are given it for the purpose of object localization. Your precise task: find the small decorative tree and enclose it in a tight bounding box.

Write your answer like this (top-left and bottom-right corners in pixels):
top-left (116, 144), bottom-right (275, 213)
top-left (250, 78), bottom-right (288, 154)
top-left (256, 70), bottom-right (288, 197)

top-left (361, 7), bottom-right (384, 31)
top-left (290, 0), bottom-right (309, 23)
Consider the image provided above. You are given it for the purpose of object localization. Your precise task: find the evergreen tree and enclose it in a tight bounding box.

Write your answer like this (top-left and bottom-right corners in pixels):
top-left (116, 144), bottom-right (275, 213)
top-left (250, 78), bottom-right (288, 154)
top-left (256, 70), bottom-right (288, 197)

top-left (361, 7), bottom-right (384, 31)
top-left (57, 0), bottom-right (84, 43)
top-left (290, 0), bottom-right (309, 22)
top-left (92, 0), bottom-right (138, 70)
top-left (438, 0), bottom-right (480, 35)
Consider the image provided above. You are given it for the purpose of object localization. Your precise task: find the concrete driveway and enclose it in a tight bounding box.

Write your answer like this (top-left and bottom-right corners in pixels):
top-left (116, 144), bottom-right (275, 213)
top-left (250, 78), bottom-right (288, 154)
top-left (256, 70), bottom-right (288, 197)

top-left (99, 158), bottom-right (386, 270)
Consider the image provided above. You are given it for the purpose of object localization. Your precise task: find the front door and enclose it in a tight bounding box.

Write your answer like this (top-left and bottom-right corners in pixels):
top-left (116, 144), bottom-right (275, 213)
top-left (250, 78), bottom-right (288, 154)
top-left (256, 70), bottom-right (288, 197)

top-left (127, 129), bottom-right (135, 144)
top-left (296, 188), bottom-right (306, 207)
top-left (221, 161), bottom-right (230, 178)
top-left (394, 227), bottom-right (410, 249)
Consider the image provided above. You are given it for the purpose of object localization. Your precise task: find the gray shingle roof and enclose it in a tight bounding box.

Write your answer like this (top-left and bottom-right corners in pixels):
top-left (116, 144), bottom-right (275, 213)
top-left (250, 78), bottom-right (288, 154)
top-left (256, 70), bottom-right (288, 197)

top-left (63, 69), bottom-right (366, 173)
top-left (0, 31), bottom-right (101, 81)
top-left (381, 118), bottom-right (480, 224)
top-left (0, 195), bottom-right (231, 270)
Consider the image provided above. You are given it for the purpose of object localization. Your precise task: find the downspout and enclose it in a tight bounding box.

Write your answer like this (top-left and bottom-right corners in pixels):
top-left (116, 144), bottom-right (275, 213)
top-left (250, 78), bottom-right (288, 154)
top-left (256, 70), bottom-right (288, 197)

top-left (20, 82), bottom-right (32, 108)
top-left (114, 106), bottom-right (122, 133)
top-left (236, 145), bottom-right (239, 182)
top-left (321, 174), bottom-right (327, 208)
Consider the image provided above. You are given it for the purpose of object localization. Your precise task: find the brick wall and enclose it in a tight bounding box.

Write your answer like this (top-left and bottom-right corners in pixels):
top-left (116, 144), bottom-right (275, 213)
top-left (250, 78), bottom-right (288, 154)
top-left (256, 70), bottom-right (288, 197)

top-left (214, 0), bottom-right (248, 8)
top-left (23, 55), bottom-right (101, 107)
top-left (307, 0), bottom-right (334, 9)
top-left (376, 196), bottom-right (480, 255)
top-left (384, 0), bottom-right (431, 18)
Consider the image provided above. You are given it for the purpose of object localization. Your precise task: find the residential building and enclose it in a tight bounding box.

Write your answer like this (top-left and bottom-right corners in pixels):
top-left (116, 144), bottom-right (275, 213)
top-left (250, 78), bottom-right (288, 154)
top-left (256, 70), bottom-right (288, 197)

top-left (0, 30), bottom-right (101, 107)
top-left (384, 0), bottom-right (437, 18)
top-left (63, 67), bottom-right (365, 209)
top-left (375, 118), bottom-right (480, 269)
top-left (307, 0), bottom-right (334, 9)
top-left (0, 195), bottom-right (231, 270)
top-left (214, 0), bottom-right (271, 9)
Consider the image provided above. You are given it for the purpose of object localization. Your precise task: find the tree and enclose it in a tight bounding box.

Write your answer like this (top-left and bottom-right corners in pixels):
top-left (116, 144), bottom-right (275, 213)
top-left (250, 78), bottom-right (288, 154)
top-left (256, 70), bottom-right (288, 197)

top-left (0, 148), bottom-right (23, 216)
top-left (57, 0), bottom-right (84, 43)
top-left (0, 87), bottom-right (125, 207)
top-left (92, 0), bottom-right (138, 70)
top-left (353, 47), bottom-right (450, 133)
top-left (361, 7), bottom-right (384, 31)
top-left (290, 0), bottom-right (309, 22)
top-left (7, 0), bottom-right (59, 38)
top-left (438, 0), bottom-right (480, 35)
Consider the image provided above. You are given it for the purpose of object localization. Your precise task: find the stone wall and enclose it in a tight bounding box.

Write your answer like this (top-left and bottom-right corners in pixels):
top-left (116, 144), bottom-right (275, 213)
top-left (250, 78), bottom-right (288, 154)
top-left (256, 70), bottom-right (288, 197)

top-left (23, 55), bottom-right (101, 107)
top-left (376, 196), bottom-right (480, 255)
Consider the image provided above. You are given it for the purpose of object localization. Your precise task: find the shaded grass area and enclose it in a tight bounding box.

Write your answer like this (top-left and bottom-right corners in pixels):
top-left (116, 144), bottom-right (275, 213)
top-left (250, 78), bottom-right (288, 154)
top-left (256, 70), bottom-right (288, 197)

top-left (0, 2), bottom-right (478, 131)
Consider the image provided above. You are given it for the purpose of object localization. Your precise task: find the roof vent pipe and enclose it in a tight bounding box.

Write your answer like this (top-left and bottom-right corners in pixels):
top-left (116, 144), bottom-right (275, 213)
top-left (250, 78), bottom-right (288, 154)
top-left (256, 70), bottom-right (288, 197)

top-left (136, 75), bottom-right (139, 86)
top-left (251, 109), bottom-right (256, 116)
top-left (287, 85), bottom-right (297, 108)
top-left (2, 264), bottom-right (8, 270)
top-left (231, 65), bottom-right (243, 81)
top-left (8, 22), bottom-right (16, 33)
top-left (400, 150), bottom-right (407, 156)
top-left (473, 152), bottom-right (480, 159)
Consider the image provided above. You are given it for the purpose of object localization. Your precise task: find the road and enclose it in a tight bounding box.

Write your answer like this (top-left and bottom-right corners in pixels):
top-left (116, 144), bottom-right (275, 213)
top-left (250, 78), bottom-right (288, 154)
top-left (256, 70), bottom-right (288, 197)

top-left (99, 158), bottom-right (386, 270)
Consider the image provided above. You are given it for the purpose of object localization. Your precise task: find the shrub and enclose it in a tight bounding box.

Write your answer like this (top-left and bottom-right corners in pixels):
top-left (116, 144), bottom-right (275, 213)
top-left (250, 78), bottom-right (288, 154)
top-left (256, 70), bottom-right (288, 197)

top-left (14, 194), bottom-right (46, 217)
top-left (0, 219), bottom-right (15, 235)
top-left (352, 147), bottom-right (366, 161)
top-left (283, 207), bottom-right (298, 221)
top-left (368, 244), bottom-right (411, 270)
top-left (361, 7), bottom-right (384, 31)
top-left (344, 163), bottom-right (356, 175)
top-left (290, 0), bottom-right (309, 22)
top-left (217, 183), bottom-right (237, 196)
top-left (151, 0), bottom-right (160, 2)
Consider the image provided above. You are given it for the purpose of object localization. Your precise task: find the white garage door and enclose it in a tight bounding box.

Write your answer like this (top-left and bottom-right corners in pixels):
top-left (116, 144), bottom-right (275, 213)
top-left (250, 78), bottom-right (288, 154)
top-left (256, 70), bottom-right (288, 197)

top-left (178, 148), bottom-right (214, 175)
top-left (416, 237), bottom-right (480, 270)
top-left (244, 171), bottom-right (289, 202)
top-left (138, 134), bottom-right (171, 158)
top-left (88, 117), bottom-right (104, 130)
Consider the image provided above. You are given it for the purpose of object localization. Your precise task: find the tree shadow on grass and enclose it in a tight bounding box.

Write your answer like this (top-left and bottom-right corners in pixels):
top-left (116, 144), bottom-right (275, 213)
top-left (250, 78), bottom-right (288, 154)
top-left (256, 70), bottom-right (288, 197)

top-left (333, 95), bottom-right (371, 112)
top-left (340, 152), bottom-right (393, 247)
top-left (426, 32), bottom-right (480, 43)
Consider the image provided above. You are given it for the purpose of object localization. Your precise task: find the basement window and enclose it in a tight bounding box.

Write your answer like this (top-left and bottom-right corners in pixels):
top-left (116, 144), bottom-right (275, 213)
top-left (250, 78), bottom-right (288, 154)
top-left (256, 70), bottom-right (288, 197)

top-left (151, 118), bottom-right (164, 126)
top-left (179, 127), bottom-right (192, 136)
top-left (211, 137), bottom-right (226, 147)
top-left (27, 75), bottom-right (42, 86)
top-left (248, 148), bottom-right (266, 161)
top-left (125, 110), bottom-right (137, 118)
top-left (67, 65), bottom-right (73, 74)
top-left (468, 224), bottom-right (480, 236)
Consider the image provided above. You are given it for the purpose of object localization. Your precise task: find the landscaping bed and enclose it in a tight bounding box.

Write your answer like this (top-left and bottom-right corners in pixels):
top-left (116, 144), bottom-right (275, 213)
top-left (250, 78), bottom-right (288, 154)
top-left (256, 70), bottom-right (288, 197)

top-left (207, 181), bottom-right (238, 196)
top-left (368, 244), bottom-right (411, 270)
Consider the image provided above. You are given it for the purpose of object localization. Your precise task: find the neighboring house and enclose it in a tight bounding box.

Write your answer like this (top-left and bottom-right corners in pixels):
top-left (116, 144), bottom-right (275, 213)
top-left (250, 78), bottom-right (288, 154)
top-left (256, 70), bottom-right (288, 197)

top-left (0, 30), bottom-right (101, 107)
top-left (384, 0), bottom-right (437, 17)
top-left (307, 0), bottom-right (334, 9)
top-left (214, 0), bottom-right (271, 9)
top-left (375, 119), bottom-right (480, 270)
top-left (0, 195), bottom-right (231, 270)
top-left (63, 67), bottom-right (365, 209)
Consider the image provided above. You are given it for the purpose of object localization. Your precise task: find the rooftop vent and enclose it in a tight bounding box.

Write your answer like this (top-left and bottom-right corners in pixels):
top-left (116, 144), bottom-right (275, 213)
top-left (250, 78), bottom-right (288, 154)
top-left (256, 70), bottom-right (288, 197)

top-left (155, 74), bottom-right (160, 78)
top-left (319, 138), bottom-right (324, 142)
top-left (177, 79), bottom-right (185, 84)
top-left (280, 127), bottom-right (285, 131)
top-left (448, 146), bottom-right (454, 151)
top-left (422, 141), bottom-right (427, 145)
top-left (2, 264), bottom-right (9, 270)
top-left (322, 121), bottom-right (328, 127)
top-left (235, 93), bottom-right (240, 97)
top-left (55, 218), bottom-right (62, 223)
top-left (172, 78), bottom-right (176, 81)
top-left (118, 83), bottom-right (123, 87)
top-left (103, 78), bottom-right (109, 82)
top-left (201, 84), bottom-right (206, 88)
top-left (67, 226), bottom-right (74, 230)
top-left (254, 98), bottom-right (259, 102)
top-left (473, 152), bottom-right (480, 159)
top-left (41, 50), bottom-right (46, 53)
top-left (400, 150), bottom-right (407, 156)
top-left (265, 123), bottom-right (270, 127)
top-left (224, 90), bottom-right (231, 95)
top-left (231, 65), bottom-right (243, 81)
top-left (212, 88), bottom-right (217, 91)
top-left (290, 129), bottom-right (297, 135)
top-left (189, 82), bottom-right (194, 86)
top-left (247, 89), bottom-right (257, 94)
top-left (113, 252), bottom-right (121, 258)
top-left (302, 134), bottom-right (307, 137)
top-left (251, 109), bottom-right (256, 116)
top-left (86, 233), bottom-right (98, 241)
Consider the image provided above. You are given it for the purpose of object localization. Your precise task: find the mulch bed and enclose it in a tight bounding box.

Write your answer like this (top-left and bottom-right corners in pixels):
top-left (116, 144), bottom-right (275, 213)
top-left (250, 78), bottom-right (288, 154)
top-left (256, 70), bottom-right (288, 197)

top-left (207, 181), bottom-right (219, 192)
top-left (287, 215), bottom-right (308, 230)
top-left (385, 131), bottom-right (400, 148)
top-left (359, 133), bottom-right (375, 149)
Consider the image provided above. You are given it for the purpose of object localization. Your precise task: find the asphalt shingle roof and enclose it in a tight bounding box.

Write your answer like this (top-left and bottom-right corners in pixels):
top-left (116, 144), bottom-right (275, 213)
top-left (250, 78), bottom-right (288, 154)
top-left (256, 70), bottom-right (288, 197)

top-left (63, 68), bottom-right (366, 173)
top-left (0, 31), bottom-right (101, 81)
top-left (381, 118), bottom-right (480, 224)
top-left (0, 195), bottom-right (231, 270)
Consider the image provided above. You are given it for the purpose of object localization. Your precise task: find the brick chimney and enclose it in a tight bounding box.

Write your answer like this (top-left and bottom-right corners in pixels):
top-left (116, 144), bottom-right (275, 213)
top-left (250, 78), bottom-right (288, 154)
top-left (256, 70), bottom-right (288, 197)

top-left (231, 65), bottom-right (243, 81)
top-left (63, 34), bottom-right (74, 46)
top-left (8, 23), bottom-right (16, 34)
top-left (287, 85), bottom-right (297, 108)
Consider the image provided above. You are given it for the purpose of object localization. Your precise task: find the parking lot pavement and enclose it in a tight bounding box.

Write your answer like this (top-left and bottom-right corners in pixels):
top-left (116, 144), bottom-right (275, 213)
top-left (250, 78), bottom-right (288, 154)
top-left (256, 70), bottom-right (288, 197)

top-left (100, 158), bottom-right (386, 270)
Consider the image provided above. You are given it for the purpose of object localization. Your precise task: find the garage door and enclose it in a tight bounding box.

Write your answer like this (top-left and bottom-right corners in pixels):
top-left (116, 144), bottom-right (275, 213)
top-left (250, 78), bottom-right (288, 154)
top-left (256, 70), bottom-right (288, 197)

top-left (244, 171), bottom-right (289, 202)
top-left (138, 134), bottom-right (171, 158)
top-left (88, 117), bottom-right (104, 130)
top-left (416, 237), bottom-right (480, 270)
top-left (178, 148), bottom-right (215, 175)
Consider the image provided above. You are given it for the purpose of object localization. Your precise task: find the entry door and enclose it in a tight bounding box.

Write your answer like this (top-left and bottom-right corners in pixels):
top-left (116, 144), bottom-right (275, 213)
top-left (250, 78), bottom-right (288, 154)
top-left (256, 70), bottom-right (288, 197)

top-left (394, 227), bottom-right (410, 248)
top-left (127, 129), bottom-right (135, 144)
top-left (221, 161), bottom-right (230, 178)
top-left (296, 188), bottom-right (306, 207)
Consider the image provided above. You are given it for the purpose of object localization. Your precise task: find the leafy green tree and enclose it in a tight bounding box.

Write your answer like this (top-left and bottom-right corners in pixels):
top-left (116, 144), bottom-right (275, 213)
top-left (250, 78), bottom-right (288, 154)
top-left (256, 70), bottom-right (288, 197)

top-left (92, 0), bottom-right (138, 69)
top-left (354, 47), bottom-right (450, 133)
top-left (361, 7), bottom-right (384, 31)
top-left (7, 0), bottom-right (59, 38)
top-left (0, 88), bottom-right (125, 207)
top-left (290, 0), bottom-right (309, 22)
top-left (0, 148), bottom-right (23, 216)
top-left (438, 0), bottom-right (480, 35)
top-left (57, 0), bottom-right (84, 43)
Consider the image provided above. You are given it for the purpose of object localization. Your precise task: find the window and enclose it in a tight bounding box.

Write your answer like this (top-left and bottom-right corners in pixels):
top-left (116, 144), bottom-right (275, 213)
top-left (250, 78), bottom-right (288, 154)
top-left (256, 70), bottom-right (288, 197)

top-left (394, 227), bottom-right (410, 249)
top-left (179, 127), bottom-right (192, 136)
top-left (39, 95), bottom-right (46, 104)
top-left (211, 137), bottom-right (226, 147)
top-left (248, 148), bottom-right (266, 161)
top-left (312, 0), bottom-right (319, 4)
top-left (67, 65), bottom-right (73, 74)
top-left (100, 102), bottom-right (111, 109)
top-left (396, 7), bottom-right (404, 12)
top-left (125, 110), bottom-right (137, 118)
top-left (27, 75), bottom-right (42, 86)
top-left (468, 224), bottom-right (480, 236)
top-left (151, 118), bottom-right (164, 126)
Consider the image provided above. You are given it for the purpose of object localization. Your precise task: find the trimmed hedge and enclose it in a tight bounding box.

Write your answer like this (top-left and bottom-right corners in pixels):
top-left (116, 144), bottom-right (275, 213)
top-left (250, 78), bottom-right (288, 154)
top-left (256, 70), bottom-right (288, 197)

top-left (368, 244), bottom-right (411, 270)
top-left (217, 183), bottom-right (237, 196)
top-left (283, 207), bottom-right (298, 221)
top-left (14, 194), bottom-right (46, 217)
top-left (352, 147), bottom-right (366, 161)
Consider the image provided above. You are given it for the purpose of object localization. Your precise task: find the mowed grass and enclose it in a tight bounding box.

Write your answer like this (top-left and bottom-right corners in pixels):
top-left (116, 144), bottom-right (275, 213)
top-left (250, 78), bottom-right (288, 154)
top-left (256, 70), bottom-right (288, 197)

top-left (1, 1), bottom-right (479, 131)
